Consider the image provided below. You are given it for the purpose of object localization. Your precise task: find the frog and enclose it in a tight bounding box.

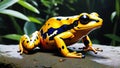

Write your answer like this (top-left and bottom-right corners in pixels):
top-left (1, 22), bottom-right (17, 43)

top-left (18, 12), bottom-right (103, 58)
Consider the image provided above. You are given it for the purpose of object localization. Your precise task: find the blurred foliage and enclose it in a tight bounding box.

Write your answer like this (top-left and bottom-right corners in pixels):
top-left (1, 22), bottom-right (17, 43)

top-left (0, 0), bottom-right (41, 44)
top-left (0, 0), bottom-right (119, 46)
top-left (0, 0), bottom-right (78, 44)
top-left (3, 34), bottom-right (21, 41)
top-left (104, 0), bottom-right (120, 46)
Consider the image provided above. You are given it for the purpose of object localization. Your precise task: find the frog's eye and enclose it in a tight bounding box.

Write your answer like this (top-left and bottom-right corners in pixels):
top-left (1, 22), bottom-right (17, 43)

top-left (79, 15), bottom-right (90, 24)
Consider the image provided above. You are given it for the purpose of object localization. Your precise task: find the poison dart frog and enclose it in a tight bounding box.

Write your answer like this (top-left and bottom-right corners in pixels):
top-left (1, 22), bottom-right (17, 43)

top-left (18, 12), bottom-right (103, 58)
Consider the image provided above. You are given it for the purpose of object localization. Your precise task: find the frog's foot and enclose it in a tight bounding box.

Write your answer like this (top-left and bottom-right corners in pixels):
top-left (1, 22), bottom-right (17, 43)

top-left (83, 46), bottom-right (103, 54)
top-left (18, 31), bottom-right (41, 55)
top-left (66, 51), bottom-right (85, 58)
top-left (17, 49), bottom-right (28, 55)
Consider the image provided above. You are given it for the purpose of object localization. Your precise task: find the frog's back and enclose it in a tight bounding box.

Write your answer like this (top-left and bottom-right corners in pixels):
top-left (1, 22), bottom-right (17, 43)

top-left (40, 16), bottom-right (79, 40)
top-left (41, 16), bottom-right (77, 32)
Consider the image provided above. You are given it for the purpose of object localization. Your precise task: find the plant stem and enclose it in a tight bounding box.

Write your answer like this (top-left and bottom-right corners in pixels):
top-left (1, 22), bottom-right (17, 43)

top-left (111, 19), bottom-right (118, 46)
top-left (111, 0), bottom-right (120, 46)
top-left (9, 16), bottom-right (23, 35)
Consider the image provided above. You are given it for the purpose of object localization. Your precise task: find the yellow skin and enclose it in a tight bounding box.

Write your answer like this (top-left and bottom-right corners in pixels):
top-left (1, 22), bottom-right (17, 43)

top-left (18, 12), bottom-right (103, 58)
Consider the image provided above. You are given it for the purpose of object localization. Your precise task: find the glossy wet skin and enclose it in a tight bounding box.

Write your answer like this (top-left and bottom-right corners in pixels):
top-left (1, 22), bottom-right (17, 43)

top-left (18, 12), bottom-right (103, 58)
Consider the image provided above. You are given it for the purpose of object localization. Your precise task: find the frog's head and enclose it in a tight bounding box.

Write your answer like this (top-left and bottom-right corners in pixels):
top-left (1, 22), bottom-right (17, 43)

top-left (74, 12), bottom-right (103, 31)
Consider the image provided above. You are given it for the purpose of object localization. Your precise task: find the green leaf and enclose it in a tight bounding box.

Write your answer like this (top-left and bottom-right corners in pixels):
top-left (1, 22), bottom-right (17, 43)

top-left (0, 0), bottom-right (18, 10)
top-left (18, 0), bottom-right (40, 14)
top-left (24, 22), bottom-right (37, 35)
top-left (111, 11), bottom-right (116, 22)
top-left (28, 16), bottom-right (42, 24)
top-left (3, 34), bottom-right (21, 41)
top-left (104, 34), bottom-right (120, 42)
top-left (41, 0), bottom-right (51, 8)
top-left (0, 9), bottom-right (30, 21)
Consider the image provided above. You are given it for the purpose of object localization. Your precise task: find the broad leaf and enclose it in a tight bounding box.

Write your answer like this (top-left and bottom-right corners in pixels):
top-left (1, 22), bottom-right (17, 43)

top-left (28, 16), bottom-right (42, 24)
top-left (18, 0), bottom-right (40, 14)
top-left (104, 34), bottom-right (120, 42)
top-left (0, 9), bottom-right (30, 21)
top-left (3, 34), bottom-right (21, 41)
top-left (24, 22), bottom-right (37, 35)
top-left (0, 0), bottom-right (18, 10)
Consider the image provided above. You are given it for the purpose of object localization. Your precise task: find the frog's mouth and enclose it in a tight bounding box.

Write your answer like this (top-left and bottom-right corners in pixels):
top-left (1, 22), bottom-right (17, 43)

top-left (76, 25), bottom-right (101, 31)
top-left (75, 21), bottom-right (102, 30)
top-left (91, 19), bottom-right (100, 22)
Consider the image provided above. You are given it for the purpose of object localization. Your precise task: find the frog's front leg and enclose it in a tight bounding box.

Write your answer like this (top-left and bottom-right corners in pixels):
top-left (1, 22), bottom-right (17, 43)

top-left (82, 36), bottom-right (103, 54)
top-left (18, 31), bottom-right (41, 54)
top-left (54, 31), bottom-right (84, 58)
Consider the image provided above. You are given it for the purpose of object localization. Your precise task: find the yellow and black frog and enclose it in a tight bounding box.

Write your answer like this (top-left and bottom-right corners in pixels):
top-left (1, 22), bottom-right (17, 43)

top-left (18, 12), bottom-right (103, 58)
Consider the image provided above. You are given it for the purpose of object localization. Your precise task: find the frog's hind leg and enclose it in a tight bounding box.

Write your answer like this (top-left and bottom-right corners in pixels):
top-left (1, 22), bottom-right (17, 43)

top-left (82, 36), bottom-right (103, 54)
top-left (18, 31), bottom-right (41, 54)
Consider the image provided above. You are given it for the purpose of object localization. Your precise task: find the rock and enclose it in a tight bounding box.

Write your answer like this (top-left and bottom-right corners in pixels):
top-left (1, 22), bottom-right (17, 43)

top-left (68, 43), bottom-right (120, 68)
top-left (0, 43), bottom-right (119, 68)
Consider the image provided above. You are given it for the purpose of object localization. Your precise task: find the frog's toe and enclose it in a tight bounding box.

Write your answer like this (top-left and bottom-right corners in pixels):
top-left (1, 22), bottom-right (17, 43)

top-left (17, 50), bottom-right (23, 55)
top-left (66, 52), bottom-right (83, 58)
top-left (82, 55), bottom-right (86, 58)
top-left (91, 47), bottom-right (103, 54)
top-left (19, 51), bottom-right (23, 55)
top-left (17, 50), bottom-right (21, 53)
top-left (77, 53), bottom-right (82, 56)
top-left (95, 48), bottom-right (103, 52)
